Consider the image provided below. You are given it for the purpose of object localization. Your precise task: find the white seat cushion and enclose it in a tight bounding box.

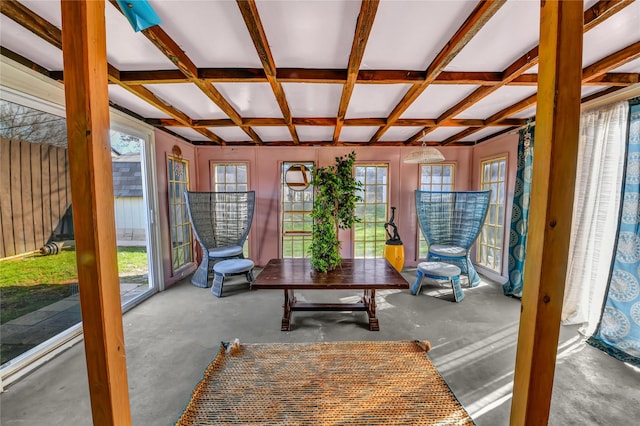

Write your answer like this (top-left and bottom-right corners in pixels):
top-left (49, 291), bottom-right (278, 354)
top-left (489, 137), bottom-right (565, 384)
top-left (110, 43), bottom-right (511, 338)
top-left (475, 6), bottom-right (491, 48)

top-left (208, 245), bottom-right (243, 258)
top-left (429, 244), bottom-right (467, 257)
top-left (418, 261), bottom-right (461, 278)
top-left (213, 259), bottom-right (254, 274)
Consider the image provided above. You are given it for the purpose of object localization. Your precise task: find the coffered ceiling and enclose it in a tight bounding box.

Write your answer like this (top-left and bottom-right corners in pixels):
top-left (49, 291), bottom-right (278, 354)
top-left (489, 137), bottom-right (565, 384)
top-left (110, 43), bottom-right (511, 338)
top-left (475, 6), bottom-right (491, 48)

top-left (1, 0), bottom-right (639, 146)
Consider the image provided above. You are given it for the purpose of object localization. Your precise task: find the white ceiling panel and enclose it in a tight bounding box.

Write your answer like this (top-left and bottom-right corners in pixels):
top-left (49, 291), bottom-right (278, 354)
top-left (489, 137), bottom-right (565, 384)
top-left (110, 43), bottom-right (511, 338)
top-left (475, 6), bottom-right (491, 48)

top-left (345, 84), bottom-right (412, 119)
top-left (611, 57), bottom-right (640, 73)
top-left (582, 0), bottom-right (640, 68)
top-left (401, 85), bottom-right (480, 119)
top-left (150, 1), bottom-right (262, 68)
top-left (362, 1), bottom-right (479, 70)
top-left (20, 1), bottom-right (62, 26)
top-left (143, 84), bottom-right (228, 119)
top-left (0, 16), bottom-right (63, 71)
top-left (252, 126), bottom-right (292, 142)
top-left (463, 126), bottom-right (512, 142)
top-left (378, 127), bottom-right (425, 142)
top-left (339, 127), bottom-right (379, 142)
top-left (456, 86), bottom-right (537, 119)
top-left (207, 127), bottom-right (253, 142)
top-left (108, 85), bottom-right (171, 119)
top-left (581, 86), bottom-right (611, 98)
top-left (509, 105), bottom-right (537, 120)
top-left (524, 64), bottom-right (539, 74)
top-left (166, 126), bottom-right (210, 141)
top-left (104, 3), bottom-right (177, 71)
top-left (255, 0), bottom-right (360, 68)
top-left (282, 83), bottom-right (342, 117)
top-left (297, 126), bottom-right (335, 142)
top-left (421, 127), bottom-right (468, 142)
top-left (584, 0), bottom-right (601, 9)
top-left (213, 83), bottom-right (283, 118)
top-left (447, 0), bottom-right (539, 72)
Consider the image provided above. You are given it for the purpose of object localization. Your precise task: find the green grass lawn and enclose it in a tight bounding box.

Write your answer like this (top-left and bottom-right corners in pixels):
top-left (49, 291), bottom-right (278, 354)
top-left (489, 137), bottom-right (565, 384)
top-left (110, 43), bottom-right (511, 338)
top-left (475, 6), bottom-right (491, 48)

top-left (0, 247), bottom-right (148, 324)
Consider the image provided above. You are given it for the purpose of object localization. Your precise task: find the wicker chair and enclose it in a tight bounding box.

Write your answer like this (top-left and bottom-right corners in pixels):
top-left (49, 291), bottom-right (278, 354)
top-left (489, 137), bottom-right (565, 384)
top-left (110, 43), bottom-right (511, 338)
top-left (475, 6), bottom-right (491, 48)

top-left (415, 190), bottom-right (490, 287)
top-left (185, 191), bottom-right (255, 288)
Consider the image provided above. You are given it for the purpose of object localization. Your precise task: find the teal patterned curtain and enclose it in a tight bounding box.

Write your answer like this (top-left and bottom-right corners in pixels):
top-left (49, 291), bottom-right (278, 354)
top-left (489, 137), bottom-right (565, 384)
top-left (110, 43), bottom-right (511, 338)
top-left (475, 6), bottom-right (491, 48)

top-left (504, 125), bottom-right (534, 297)
top-left (588, 101), bottom-right (640, 367)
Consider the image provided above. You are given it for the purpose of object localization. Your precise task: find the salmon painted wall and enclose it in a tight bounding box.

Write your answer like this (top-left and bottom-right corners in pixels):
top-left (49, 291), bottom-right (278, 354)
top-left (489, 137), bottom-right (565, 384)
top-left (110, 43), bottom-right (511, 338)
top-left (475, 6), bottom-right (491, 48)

top-left (154, 130), bottom-right (198, 287)
top-left (193, 145), bottom-right (474, 268)
top-left (153, 128), bottom-right (519, 286)
top-left (471, 132), bottom-right (519, 282)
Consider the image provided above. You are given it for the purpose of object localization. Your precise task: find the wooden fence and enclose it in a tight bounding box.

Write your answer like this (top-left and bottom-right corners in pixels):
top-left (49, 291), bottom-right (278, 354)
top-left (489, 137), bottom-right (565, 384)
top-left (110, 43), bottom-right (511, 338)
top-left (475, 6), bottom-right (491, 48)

top-left (0, 137), bottom-right (71, 258)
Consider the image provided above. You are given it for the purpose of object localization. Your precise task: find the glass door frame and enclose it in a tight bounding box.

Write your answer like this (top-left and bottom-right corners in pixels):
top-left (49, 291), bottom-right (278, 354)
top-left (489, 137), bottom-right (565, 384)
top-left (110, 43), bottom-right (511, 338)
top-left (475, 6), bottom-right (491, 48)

top-left (0, 58), bottom-right (162, 386)
top-left (110, 109), bottom-right (163, 300)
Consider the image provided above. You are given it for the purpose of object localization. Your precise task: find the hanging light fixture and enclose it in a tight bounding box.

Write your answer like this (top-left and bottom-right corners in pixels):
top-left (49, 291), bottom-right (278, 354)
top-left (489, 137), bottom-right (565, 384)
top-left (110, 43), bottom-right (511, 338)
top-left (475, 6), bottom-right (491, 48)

top-left (403, 132), bottom-right (445, 164)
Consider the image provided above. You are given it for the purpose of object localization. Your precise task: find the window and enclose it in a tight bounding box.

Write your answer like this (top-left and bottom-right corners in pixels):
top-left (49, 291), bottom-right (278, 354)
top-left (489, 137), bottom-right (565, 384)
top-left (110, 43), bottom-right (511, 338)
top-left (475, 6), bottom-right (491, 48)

top-left (478, 157), bottom-right (507, 272)
top-left (211, 162), bottom-right (249, 256)
top-left (281, 162), bottom-right (314, 258)
top-left (212, 163), bottom-right (248, 192)
top-left (167, 156), bottom-right (192, 273)
top-left (418, 164), bottom-right (455, 259)
top-left (354, 165), bottom-right (388, 258)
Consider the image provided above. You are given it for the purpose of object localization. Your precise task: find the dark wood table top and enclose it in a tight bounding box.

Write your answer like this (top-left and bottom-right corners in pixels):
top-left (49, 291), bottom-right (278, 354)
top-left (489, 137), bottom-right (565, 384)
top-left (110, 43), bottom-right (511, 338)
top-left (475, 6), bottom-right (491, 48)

top-left (251, 258), bottom-right (409, 290)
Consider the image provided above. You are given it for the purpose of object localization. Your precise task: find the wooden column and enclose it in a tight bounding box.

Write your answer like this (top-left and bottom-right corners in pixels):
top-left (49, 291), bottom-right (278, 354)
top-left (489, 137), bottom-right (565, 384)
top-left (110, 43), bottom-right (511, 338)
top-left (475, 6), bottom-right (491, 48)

top-left (61, 1), bottom-right (131, 425)
top-left (510, 1), bottom-right (583, 425)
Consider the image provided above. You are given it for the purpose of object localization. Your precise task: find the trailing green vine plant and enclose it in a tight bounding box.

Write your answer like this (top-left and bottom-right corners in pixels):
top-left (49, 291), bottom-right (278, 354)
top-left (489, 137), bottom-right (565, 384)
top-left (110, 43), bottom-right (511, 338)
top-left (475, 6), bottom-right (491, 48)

top-left (309, 152), bottom-right (363, 272)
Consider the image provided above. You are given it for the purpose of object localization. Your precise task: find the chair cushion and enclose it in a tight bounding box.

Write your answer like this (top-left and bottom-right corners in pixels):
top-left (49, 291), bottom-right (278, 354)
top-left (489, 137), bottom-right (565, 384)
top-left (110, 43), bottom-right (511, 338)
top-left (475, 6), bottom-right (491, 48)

top-left (208, 245), bottom-right (243, 258)
top-left (213, 259), bottom-right (254, 275)
top-left (418, 262), bottom-right (461, 278)
top-left (429, 244), bottom-right (467, 258)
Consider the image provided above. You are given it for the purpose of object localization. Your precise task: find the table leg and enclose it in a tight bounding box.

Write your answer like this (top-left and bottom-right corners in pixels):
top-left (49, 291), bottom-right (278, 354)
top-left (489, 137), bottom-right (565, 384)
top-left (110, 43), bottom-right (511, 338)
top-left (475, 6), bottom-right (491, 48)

top-left (363, 289), bottom-right (379, 331)
top-left (281, 289), bottom-right (295, 331)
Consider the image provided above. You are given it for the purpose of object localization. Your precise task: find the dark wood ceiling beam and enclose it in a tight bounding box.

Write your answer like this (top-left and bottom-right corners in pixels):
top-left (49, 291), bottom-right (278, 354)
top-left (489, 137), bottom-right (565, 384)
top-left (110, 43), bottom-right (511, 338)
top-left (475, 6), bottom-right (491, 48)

top-left (236, 0), bottom-right (299, 144)
top-left (1, 0), bottom-right (62, 49)
top-left (114, 82), bottom-right (224, 144)
top-left (200, 68), bottom-right (267, 82)
top-left (509, 72), bottom-right (640, 86)
top-left (367, 0), bottom-right (507, 144)
top-left (583, 40), bottom-right (640, 81)
top-left (580, 86), bottom-right (626, 103)
top-left (1, 0), bottom-right (225, 145)
top-left (583, 0), bottom-right (635, 32)
top-left (580, 72), bottom-right (639, 86)
top-left (276, 68), bottom-right (346, 83)
top-left (333, 0), bottom-right (380, 142)
top-left (155, 117), bottom-right (527, 129)
top-left (441, 94), bottom-right (538, 145)
top-left (107, 0), bottom-right (252, 145)
top-left (406, 0), bottom-right (635, 145)
top-left (441, 37), bottom-right (640, 146)
top-left (139, 26), bottom-right (261, 144)
top-left (0, 46), bottom-right (57, 79)
top-left (119, 70), bottom-right (190, 84)
top-left (55, 66), bottom-right (636, 87)
top-left (119, 68), bottom-right (640, 86)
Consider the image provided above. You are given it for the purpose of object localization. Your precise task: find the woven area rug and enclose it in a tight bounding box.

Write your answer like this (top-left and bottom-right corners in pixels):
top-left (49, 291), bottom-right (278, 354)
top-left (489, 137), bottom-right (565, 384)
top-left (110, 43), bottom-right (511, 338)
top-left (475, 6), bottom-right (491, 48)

top-left (176, 340), bottom-right (474, 425)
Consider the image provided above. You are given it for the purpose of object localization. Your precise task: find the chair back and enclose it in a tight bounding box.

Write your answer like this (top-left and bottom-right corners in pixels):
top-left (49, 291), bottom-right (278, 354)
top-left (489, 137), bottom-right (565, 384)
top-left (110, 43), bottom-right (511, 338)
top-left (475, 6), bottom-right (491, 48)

top-left (184, 191), bottom-right (255, 250)
top-left (415, 190), bottom-right (491, 249)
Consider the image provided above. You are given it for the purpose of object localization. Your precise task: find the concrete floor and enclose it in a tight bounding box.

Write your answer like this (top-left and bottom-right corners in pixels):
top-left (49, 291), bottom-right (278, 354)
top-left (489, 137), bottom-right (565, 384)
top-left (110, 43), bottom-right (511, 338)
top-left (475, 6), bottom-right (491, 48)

top-left (1, 270), bottom-right (639, 425)
top-left (0, 282), bottom-right (147, 365)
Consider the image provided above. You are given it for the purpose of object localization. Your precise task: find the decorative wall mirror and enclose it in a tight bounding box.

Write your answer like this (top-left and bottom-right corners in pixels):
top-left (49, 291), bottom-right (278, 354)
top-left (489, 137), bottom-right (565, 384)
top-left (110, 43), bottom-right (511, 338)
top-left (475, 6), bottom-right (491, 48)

top-left (285, 163), bottom-right (312, 191)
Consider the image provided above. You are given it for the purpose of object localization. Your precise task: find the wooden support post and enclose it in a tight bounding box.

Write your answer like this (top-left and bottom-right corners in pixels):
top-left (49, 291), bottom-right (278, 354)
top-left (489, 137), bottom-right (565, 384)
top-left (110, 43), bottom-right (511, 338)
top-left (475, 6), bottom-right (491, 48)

top-left (61, 1), bottom-right (131, 425)
top-left (510, 1), bottom-right (583, 425)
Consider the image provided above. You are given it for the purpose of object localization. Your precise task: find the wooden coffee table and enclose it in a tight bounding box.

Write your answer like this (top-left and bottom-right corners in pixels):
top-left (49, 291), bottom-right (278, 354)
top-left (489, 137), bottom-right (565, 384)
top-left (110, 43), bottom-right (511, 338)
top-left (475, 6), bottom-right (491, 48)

top-left (251, 258), bottom-right (409, 331)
